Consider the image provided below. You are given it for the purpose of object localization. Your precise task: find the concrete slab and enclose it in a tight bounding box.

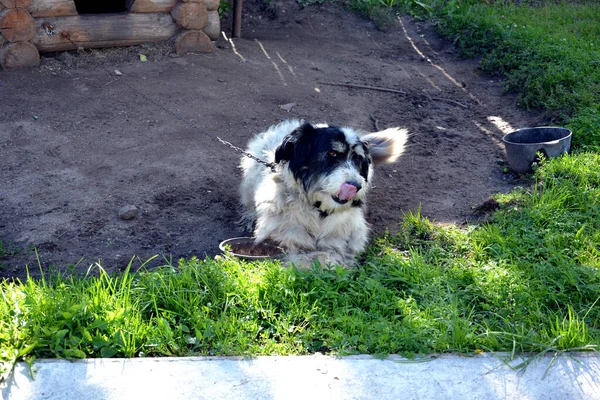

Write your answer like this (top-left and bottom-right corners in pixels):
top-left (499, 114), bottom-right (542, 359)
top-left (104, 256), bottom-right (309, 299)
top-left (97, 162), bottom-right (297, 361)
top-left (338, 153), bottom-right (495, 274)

top-left (2, 354), bottom-right (600, 399)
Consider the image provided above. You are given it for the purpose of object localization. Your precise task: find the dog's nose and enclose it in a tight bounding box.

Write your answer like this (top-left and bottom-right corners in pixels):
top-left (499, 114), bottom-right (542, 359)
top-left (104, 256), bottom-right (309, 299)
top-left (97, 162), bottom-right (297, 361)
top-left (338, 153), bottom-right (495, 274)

top-left (347, 181), bottom-right (362, 192)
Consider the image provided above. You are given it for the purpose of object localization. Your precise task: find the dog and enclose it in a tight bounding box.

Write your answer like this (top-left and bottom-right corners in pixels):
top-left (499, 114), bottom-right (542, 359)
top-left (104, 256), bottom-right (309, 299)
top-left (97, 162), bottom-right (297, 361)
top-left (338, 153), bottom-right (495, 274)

top-left (239, 120), bottom-right (408, 267)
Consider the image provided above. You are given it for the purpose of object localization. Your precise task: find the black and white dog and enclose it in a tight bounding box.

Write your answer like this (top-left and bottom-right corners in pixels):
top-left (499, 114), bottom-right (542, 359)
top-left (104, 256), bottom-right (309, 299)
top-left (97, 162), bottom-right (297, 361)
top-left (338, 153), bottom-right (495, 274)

top-left (239, 120), bottom-right (408, 267)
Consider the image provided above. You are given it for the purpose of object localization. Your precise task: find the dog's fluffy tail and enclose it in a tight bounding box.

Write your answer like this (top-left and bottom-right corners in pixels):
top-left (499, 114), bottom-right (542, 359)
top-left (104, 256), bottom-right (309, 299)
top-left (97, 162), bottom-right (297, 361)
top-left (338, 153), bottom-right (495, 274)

top-left (361, 127), bottom-right (409, 164)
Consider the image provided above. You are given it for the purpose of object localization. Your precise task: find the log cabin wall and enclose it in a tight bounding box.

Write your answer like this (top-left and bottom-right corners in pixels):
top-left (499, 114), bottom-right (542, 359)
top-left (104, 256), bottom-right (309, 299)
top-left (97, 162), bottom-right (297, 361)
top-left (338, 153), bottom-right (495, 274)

top-left (0, 0), bottom-right (220, 69)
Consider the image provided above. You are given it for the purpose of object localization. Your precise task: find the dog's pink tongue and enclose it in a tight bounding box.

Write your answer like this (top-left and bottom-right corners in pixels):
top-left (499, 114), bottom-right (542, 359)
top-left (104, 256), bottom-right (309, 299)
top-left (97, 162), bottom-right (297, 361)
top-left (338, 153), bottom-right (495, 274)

top-left (337, 183), bottom-right (358, 201)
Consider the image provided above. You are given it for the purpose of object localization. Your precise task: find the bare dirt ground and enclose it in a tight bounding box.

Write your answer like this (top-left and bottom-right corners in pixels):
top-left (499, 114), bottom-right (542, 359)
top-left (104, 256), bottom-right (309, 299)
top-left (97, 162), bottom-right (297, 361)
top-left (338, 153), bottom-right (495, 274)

top-left (0, 2), bottom-right (543, 279)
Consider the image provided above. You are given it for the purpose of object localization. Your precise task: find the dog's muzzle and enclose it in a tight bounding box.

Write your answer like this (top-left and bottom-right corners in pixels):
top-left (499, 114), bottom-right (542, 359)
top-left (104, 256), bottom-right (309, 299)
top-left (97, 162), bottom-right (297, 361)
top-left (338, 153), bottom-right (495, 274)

top-left (333, 181), bottom-right (362, 204)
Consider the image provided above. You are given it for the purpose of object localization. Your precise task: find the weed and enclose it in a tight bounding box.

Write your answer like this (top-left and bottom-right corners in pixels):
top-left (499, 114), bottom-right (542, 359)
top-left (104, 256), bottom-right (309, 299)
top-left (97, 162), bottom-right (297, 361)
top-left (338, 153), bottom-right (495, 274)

top-left (0, 239), bottom-right (21, 260)
top-left (218, 0), bottom-right (232, 18)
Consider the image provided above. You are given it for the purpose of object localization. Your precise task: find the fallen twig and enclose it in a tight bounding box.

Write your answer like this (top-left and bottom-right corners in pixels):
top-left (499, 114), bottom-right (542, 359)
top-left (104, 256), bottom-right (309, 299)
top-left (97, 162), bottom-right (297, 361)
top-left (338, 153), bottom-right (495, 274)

top-left (320, 81), bottom-right (407, 95)
top-left (321, 81), bottom-right (468, 109)
top-left (429, 96), bottom-right (468, 109)
top-left (104, 78), bottom-right (121, 86)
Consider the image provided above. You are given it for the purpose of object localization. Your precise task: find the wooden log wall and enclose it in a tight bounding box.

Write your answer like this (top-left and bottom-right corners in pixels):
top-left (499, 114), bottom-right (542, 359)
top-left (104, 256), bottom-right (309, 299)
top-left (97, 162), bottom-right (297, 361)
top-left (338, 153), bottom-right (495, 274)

top-left (32, 13), bottom-right (180, 51)
top-left (30, 0), bottom-right (77, 18)
top-left (1, 0), bottom-right (32, 8)
top-left (0, 8), bottom-right (35, 42)
top-left (0, 1), bottom-right (39, 68)
top-left (128, 0), bottom-right (178, 13)
top-left (0, 0), bottom-right (220, 69)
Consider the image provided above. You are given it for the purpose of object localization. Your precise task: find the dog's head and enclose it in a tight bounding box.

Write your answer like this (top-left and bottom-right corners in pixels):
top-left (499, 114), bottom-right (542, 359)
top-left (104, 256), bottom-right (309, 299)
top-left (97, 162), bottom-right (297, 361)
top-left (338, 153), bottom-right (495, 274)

top-left (274, 122), bottom-right (408, 213)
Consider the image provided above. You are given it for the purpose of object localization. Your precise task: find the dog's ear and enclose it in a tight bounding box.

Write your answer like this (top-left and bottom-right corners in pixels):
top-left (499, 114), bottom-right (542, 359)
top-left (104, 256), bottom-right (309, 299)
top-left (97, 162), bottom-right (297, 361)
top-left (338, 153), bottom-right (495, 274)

top-left (361, 127), bottom-right (409, 165)
top-left (275, 123), bottom-right (315, 163)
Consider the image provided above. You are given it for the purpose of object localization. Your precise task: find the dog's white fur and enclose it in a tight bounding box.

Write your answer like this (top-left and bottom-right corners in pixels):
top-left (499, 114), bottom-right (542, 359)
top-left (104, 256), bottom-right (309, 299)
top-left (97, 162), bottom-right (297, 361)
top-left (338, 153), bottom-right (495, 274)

top-left (239, 120), bottom-right (408, 267)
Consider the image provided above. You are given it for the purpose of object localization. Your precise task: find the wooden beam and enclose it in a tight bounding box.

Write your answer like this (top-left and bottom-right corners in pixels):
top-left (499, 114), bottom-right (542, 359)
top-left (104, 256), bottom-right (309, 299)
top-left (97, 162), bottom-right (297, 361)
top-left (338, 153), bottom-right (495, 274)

top-left (29, 0), bottom-right (77, 18)
top-left (31, 13), bottom-right (180, 52)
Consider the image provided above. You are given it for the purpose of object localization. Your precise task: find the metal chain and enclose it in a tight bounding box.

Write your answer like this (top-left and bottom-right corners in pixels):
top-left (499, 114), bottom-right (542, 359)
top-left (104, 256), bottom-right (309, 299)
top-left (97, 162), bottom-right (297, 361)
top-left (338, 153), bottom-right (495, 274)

top-left (116, 76), bottom-right (278, 172)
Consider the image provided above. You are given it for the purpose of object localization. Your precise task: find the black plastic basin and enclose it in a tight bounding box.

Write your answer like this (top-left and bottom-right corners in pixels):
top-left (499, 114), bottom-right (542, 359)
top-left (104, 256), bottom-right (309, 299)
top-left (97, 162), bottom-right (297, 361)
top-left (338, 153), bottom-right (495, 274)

top-left (502, 127), bottom-right (572, 173)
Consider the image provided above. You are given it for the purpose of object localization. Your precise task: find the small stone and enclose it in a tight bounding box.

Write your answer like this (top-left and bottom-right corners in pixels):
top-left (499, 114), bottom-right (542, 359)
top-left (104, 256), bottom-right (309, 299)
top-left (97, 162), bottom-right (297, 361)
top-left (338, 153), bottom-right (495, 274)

top-left (172, 57), bottom-right (190, 66)
top-left (279, 103), bottom-right (296, 112)
top-left (119, 205), bottom-right (139, 220)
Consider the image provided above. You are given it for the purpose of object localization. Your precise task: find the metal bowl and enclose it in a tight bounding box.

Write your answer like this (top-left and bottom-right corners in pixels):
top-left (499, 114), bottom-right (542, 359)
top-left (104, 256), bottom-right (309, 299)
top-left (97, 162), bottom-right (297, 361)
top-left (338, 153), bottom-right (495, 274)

top-left (219, 237), bottom-right (284, 260)
top-left (502, 127), bottom-right (572, 173)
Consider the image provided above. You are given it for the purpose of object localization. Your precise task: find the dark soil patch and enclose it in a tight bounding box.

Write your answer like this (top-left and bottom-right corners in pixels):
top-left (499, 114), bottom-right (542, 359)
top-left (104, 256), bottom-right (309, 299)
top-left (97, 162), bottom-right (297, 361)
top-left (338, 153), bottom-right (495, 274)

top-left (0, 2), bottom-right (543, 279)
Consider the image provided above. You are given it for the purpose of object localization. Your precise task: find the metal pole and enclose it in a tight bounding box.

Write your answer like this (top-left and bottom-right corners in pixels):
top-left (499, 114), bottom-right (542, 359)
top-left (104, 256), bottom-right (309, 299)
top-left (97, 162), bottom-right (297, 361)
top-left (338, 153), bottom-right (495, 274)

top-left (232, 0), bottom-right (243, 38)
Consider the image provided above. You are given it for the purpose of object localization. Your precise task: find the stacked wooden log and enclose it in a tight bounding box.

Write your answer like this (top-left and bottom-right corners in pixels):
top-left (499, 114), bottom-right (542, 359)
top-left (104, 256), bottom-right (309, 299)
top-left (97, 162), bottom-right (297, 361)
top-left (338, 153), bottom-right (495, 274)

top-left (170, 0), bottom-right (220, 54)
top-left (0, 0), bottom-right (220, 69)
top-left (0, 0), bottom-right (41, 68)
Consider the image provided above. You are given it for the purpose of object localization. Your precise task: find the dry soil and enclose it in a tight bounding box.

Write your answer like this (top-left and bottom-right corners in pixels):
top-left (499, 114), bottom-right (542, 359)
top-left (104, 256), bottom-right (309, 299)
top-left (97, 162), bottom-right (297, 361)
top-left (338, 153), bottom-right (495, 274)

top-left (0, 2), bottom-right (543, 278)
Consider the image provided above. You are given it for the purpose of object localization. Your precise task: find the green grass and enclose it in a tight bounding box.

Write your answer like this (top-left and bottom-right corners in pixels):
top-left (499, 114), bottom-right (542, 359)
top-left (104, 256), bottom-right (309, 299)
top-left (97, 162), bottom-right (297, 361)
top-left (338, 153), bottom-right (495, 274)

top-left (0, 239), bottom-right (20, 260)
top-left (2, 154), bottom-right (600, 380)
top-left (2, 0), bottom-right (600, 382)
top-left (0, 239), bottom-right (21, 274)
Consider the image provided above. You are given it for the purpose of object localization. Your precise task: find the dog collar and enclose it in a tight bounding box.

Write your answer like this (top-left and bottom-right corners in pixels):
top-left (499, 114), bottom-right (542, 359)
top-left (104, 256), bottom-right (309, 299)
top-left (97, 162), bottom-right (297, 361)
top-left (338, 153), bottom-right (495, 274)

top-left (313, 201), bottom-right (329, 219)
top-left (313, 198), bottom-right (364, 219)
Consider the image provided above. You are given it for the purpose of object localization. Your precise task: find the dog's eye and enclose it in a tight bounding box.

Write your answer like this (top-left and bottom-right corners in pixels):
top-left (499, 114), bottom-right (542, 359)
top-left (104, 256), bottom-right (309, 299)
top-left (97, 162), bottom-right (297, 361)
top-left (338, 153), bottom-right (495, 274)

top-left (329, 151), bottom-right (339, 158)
